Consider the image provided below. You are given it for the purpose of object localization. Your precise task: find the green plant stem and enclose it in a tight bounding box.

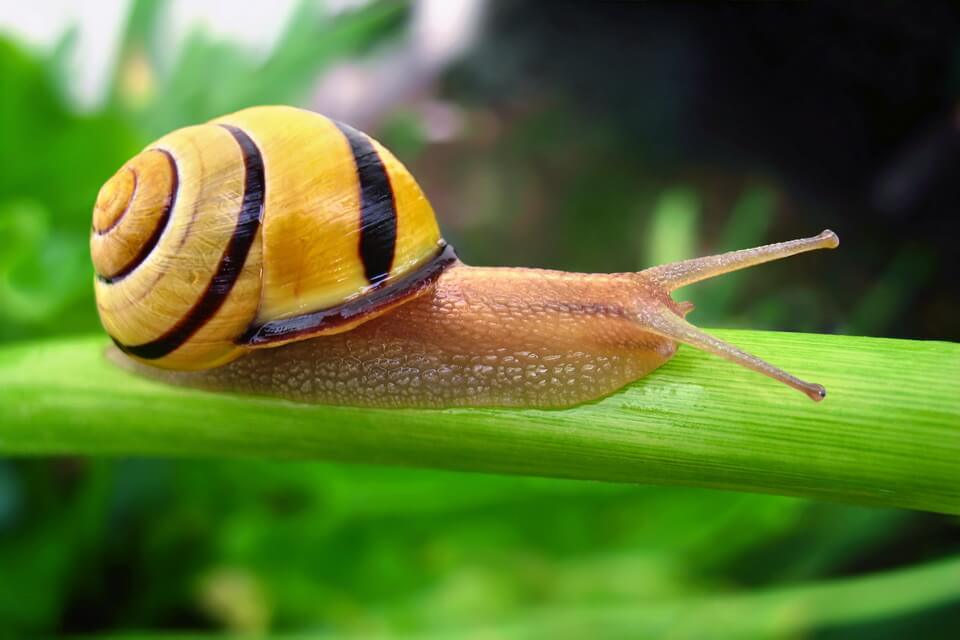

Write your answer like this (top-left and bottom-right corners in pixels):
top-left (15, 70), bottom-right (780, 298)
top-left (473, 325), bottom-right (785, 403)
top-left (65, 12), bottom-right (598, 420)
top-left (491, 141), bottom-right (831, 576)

top-left (0, 331), bottom-right (957, 514)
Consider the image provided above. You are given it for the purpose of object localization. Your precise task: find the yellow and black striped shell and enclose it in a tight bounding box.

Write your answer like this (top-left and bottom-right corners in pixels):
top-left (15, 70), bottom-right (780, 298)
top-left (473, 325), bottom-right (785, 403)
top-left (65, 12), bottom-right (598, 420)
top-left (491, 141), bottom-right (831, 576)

top-left (91, 106), bottom-right (454, 370)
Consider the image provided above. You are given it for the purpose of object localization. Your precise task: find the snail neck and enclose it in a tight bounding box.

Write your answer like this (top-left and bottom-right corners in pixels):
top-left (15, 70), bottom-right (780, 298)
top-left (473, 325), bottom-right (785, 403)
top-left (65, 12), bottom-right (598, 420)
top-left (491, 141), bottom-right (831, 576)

top-left (444, 262), bottom-right (682, 317)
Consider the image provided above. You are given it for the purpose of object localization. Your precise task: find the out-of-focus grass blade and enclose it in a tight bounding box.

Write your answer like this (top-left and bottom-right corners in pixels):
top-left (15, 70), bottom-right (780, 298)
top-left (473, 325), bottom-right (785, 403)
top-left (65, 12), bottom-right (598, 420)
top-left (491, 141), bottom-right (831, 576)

top-left (644, 187), bottom-right (699, 268)
top-left (429, 555), bottom-right (960, 639)
top-left (845, 245), bottom-right (937, 336)
top-left (117, 0), bottom-right (408, 135)
top-left (0, 331), bottom-right (957, 515)
top-left (78, 556), bottom-right (960, 638)
top-left (691, 186), bottom-right (776, 322)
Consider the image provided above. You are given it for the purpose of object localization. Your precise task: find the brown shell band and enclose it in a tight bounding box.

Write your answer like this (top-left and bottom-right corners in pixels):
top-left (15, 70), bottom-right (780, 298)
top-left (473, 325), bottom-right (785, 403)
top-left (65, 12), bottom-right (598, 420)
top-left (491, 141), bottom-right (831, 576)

top-left (240, 242), bottom-right (458, 347)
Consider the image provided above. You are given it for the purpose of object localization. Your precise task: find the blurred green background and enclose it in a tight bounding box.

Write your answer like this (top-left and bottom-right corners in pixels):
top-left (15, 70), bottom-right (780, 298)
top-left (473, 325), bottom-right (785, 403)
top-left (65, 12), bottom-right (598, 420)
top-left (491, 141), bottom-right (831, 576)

top-left (1, 1), bottom-right (958, 637)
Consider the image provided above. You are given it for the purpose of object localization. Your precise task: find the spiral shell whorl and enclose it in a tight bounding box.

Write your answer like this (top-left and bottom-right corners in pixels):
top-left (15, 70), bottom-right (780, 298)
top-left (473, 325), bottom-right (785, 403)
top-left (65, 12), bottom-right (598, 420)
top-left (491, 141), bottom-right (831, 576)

top-left (90, 150), bottom-right (176, 281)
top-left (93, 124), bottom-right (265, 370)
top-left (92, 166), bottom-right (135, 233)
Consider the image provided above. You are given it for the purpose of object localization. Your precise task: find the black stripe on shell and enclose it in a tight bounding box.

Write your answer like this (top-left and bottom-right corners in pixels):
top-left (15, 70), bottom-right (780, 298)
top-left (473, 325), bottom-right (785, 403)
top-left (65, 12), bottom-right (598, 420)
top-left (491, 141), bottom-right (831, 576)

top-left (333, 120), bottom-right (398, 285)
top-left (113, 125), bottom-right (265, 360)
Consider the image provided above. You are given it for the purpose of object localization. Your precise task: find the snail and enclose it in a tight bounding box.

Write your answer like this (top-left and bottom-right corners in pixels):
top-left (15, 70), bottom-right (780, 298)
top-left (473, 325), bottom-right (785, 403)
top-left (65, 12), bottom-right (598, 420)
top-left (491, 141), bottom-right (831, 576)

top-left (91, 105), bottom-right (838, 408)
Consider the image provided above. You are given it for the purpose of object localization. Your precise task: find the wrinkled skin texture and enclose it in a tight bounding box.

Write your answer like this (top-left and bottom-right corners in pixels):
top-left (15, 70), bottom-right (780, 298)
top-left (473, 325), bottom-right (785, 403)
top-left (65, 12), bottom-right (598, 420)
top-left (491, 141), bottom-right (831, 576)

top-left (115, 263), bottom-right (682, 408)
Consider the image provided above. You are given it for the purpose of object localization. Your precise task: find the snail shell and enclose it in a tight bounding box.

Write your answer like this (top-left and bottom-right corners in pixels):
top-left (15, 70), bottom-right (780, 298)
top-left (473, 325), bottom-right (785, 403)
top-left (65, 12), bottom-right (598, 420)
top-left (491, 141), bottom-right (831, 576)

top-left (91, 106), bottom-right (452, 370)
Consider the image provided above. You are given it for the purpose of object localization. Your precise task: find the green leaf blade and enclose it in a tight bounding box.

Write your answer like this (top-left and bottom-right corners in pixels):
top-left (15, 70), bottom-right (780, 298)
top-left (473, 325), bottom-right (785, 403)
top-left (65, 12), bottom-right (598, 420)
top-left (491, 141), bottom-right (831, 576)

top-left (0, 331), bottom-right (957, 515)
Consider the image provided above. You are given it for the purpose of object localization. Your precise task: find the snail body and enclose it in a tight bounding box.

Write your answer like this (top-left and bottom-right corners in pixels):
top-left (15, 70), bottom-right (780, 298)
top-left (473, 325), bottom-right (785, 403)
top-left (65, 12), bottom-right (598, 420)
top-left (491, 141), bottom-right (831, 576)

top-left (93, 106), bottom-right (838, 408)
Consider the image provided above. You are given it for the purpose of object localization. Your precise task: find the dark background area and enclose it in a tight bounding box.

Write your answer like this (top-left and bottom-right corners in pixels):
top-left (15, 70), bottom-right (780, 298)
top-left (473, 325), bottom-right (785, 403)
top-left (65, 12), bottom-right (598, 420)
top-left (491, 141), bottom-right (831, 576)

top-left (448, 1), bottom-right (960, 341)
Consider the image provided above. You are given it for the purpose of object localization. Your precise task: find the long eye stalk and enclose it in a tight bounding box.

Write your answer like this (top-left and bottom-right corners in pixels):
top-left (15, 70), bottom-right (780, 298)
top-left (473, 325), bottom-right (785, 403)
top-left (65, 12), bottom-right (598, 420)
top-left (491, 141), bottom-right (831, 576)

top-left (638, 230), bottom-right (839, 401)
top-left (643, 230), bottom-right (839, 292)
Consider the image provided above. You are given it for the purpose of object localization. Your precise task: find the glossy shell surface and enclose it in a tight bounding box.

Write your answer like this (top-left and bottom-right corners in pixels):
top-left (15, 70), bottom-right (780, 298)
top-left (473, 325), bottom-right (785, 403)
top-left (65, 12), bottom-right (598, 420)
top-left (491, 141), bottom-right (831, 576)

top-left (91, 106), bottom-right (447, 370)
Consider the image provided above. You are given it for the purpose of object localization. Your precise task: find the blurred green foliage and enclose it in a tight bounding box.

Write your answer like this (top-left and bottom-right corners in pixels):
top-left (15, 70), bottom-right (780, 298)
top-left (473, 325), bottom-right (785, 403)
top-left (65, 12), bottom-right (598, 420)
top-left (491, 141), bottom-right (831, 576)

top-left (0, 0), bottom-right (957, 637)
top-left (0, 37), bottom-right (142, 341)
